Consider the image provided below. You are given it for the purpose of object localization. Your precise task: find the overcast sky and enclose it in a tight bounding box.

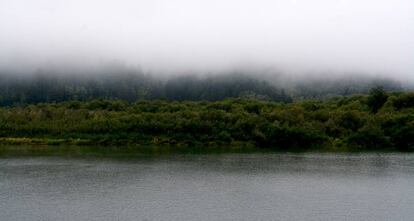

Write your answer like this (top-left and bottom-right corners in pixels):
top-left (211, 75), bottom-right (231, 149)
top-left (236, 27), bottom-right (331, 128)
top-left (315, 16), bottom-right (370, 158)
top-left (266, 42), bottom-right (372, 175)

top-left (0, 0), bottom-right (413, 79)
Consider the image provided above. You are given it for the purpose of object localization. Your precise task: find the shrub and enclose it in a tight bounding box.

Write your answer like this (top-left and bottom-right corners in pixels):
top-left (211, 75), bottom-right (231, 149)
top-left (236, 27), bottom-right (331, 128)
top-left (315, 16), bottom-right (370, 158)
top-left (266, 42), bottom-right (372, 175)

top-left (367, 87), bottom-right (388, 113)
top-left (347, 127), bottom-right (390, 150)
top-left (393, 93), bottom-right (414, 110)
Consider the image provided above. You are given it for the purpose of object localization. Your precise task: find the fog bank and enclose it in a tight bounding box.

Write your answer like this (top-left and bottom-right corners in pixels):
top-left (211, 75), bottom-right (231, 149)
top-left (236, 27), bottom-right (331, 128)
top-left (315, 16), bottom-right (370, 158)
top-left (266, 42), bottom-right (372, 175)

top-left (1, 0), bottom-right (413, 81)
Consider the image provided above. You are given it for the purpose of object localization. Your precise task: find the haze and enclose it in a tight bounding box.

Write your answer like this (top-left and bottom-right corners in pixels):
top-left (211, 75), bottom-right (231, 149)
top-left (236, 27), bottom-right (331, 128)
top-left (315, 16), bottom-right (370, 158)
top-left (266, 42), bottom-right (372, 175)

top-left (0, 0), bottom-right (413, 80)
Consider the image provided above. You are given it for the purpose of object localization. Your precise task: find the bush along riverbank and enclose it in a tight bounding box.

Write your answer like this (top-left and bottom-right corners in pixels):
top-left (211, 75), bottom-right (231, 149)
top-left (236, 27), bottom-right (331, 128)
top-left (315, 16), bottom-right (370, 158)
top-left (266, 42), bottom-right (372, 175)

top-left (0, 88), bottom-right (413, 151)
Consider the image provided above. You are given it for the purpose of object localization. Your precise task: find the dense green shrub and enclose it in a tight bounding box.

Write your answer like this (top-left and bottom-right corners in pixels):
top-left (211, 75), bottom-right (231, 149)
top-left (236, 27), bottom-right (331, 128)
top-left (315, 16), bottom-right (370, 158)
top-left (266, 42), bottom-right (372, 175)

top-left (367, 87), bottom-right (388, 113)
top-left (347, 127), bottom-right (390, 150)
top-left (0, 91), bottom-right (413, 151)
top-left (393, 93), bottom-right (414, 110)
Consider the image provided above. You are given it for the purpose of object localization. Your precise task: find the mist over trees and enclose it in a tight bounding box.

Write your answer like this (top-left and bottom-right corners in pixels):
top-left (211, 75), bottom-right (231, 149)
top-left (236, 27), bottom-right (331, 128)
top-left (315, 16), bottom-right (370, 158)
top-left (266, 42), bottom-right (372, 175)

top-left (164, 74), bottom-right (292, 102)
top-left (0, 66), bottom-right (412, 151)
top-left (285, 76), bottom-right (403, 99)
top-left (0, 67), bottom-right (406, 106)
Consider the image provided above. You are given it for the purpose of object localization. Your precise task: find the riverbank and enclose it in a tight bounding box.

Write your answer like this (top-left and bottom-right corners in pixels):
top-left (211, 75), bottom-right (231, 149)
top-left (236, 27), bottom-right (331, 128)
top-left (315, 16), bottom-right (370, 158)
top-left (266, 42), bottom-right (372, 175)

top-left (0, 90), bottom-right (413, 151)
top-left (0, 144), bottom-right (401, 159)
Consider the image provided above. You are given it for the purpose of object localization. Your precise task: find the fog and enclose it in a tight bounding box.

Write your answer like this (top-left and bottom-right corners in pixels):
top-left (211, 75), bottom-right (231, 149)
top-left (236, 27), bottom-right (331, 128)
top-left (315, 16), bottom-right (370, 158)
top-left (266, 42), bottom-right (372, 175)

top-left (0, 0), bottom-right (413, 81)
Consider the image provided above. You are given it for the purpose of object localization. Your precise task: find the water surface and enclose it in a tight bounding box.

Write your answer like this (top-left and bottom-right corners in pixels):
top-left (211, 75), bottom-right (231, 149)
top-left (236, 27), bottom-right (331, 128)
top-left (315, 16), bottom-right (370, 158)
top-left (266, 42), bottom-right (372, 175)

top-left (1, 148), bottom-right (413, 221)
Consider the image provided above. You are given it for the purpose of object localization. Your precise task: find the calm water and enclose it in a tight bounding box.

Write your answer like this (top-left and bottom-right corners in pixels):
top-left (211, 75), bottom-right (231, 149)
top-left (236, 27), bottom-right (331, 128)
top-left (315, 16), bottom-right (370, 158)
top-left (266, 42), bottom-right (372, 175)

top-left (1, 150), bottom-right (414, 221)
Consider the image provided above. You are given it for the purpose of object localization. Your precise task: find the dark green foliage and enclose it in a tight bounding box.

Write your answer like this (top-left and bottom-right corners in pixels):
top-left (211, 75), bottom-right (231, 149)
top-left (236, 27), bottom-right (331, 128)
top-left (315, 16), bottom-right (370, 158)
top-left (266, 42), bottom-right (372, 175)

top-left (393, 93), bottom-right (414, 110)
top-left (261, 125), bottom-right (327, 150)
top-left (347, 127), bottom-right (390, 150)
top-left (0, 90), bottom-right (413, 151)
top-left (381, 115), bottom-right (414, 151)
top-left (391, 126), bottom-right (414, 151)
top-left (337, 111), bottom-right (365, 132)
top-left (367, 86), bottom-right (388, 113)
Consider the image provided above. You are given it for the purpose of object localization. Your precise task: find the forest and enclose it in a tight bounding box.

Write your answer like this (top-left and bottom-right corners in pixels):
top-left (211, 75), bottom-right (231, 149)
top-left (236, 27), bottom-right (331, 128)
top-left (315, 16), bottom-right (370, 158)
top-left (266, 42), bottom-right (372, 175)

top-left (0, 68), bottom-right (404, 106)
top-left (0, 87), bottom-right (413, 151)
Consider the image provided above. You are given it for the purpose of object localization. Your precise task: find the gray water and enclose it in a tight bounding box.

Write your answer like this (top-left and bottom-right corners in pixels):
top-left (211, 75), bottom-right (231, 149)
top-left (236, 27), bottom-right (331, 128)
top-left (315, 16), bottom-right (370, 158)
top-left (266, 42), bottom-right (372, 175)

top-left (1, 153), bottom-right (414, 221)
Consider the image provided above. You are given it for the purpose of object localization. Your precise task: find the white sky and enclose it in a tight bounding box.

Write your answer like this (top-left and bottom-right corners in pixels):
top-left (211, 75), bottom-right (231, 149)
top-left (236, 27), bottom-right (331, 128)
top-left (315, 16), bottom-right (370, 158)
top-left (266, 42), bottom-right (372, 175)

top-left (0, 0), bottom-right (413, 79)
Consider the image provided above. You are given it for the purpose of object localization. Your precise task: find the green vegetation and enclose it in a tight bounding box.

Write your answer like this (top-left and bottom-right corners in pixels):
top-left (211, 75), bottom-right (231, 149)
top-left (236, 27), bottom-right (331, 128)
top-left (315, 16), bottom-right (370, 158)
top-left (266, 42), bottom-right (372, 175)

top-left (0, 88), bottom-right (413, 151)
top-left (367, 87), bottom-right (389, 113)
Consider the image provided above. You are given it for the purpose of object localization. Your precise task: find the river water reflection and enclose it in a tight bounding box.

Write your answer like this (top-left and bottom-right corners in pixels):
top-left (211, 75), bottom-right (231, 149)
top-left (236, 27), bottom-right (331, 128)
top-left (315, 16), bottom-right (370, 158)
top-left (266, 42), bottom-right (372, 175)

top-left (1, 148), bottom-right (413, 221)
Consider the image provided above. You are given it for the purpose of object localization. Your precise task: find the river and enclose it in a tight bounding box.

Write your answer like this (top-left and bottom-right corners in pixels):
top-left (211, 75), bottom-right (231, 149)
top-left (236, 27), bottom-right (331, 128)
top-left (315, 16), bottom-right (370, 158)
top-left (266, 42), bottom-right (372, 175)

top-left (1, 149), bottom-right (413, 221)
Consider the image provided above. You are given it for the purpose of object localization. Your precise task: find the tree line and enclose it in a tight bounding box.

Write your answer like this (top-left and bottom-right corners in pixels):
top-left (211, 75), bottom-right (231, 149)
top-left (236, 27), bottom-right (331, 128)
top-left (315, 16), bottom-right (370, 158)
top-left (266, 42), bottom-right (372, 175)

top-left (0, 71), bottom-right (292, 105)
top-left (0, 87), bottom-right (413, 151)
top-left (0, 69), bottom-right (403, 106)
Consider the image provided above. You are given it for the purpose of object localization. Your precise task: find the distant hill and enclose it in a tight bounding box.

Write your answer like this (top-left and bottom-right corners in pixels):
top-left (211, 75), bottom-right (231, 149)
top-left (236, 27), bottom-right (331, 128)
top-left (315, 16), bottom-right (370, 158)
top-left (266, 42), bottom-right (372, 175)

top-left (0, 68), bottom-right (407, 106)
